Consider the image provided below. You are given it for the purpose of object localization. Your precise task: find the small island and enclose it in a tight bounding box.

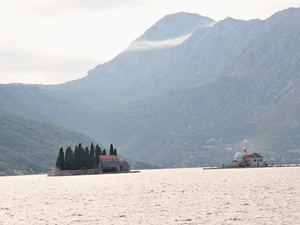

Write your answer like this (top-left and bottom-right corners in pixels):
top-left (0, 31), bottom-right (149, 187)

top-left (204, 147), bottom-right (269, 170)
top-left (47, 143), bottom-right (132, 176)
top-left (224, 147), bottom-right (268, 168)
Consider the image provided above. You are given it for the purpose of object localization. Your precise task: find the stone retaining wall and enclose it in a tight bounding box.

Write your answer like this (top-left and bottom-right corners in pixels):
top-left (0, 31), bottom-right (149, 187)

top-left (47, 168), bottom-right (103, 176)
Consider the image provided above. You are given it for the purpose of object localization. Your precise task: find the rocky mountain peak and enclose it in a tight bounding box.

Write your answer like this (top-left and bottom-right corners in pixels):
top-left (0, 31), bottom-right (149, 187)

top-left (136, 12), bottom-right (215, 42)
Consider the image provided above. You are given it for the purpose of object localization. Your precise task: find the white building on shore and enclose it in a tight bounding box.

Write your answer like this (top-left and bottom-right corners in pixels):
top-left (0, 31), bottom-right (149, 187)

top-left (230, 147), bottom-right (268, 167)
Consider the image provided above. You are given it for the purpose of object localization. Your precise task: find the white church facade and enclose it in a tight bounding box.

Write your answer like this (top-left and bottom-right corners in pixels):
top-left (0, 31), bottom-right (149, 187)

top-left (229, 147), bottom-right (268, 167)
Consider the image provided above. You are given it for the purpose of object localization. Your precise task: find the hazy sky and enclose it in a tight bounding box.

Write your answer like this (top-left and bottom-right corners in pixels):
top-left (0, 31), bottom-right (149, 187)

top-left (1, 0), bottom-right (300, 85)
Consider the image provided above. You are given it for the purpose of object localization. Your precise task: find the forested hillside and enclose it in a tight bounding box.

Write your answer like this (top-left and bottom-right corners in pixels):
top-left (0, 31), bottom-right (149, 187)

top-left (0, 111), bottom-right (97, 172)
top-left (0, 86), bottom-right (99, 172)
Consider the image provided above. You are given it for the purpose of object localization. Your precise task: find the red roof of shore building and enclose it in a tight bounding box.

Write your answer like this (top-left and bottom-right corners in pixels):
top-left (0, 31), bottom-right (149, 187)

top-left (244, 153), bottom-right (261, 158)
top-left (99, 155), bottom-right (119, 160)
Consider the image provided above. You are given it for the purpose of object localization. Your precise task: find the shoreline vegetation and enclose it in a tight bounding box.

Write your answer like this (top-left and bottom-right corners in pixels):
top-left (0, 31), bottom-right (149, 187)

top-left (55, 143), bottom-right (109, 171)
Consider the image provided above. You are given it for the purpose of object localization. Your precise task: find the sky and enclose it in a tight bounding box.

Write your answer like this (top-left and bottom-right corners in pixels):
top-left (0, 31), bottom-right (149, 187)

top-left (1, 0), bottom-right (300, 85)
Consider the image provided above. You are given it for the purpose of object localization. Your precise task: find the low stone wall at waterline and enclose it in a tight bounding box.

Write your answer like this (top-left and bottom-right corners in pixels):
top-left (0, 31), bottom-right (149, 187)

top-left (47, 168), bottom-right (103, 176)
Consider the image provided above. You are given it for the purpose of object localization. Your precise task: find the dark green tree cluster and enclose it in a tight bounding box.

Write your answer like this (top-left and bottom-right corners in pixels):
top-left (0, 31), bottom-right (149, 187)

top-left (55, 143), bottom-right (112, 170)
top-left (109, 144), bottom-right (117, 156)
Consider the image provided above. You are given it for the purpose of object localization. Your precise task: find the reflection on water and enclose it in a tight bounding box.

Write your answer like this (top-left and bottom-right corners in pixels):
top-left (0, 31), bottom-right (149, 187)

top-left (0, 167), bottom-right (300, 224)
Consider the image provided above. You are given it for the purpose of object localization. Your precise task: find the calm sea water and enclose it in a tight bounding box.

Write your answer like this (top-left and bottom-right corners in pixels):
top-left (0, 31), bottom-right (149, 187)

top-left (0, 167), bottom-right (299, 225)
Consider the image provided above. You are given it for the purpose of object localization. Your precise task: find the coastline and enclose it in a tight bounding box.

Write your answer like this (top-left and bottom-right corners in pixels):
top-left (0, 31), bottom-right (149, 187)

top-left (203, 165), bottom-right (299, 170)
top-left (47, 169), bottom-right (140, 177)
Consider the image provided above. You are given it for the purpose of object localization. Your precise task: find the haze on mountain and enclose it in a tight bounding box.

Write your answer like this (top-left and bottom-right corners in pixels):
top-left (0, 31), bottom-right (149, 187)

top-left (1, 7), bottom-right (300, 171)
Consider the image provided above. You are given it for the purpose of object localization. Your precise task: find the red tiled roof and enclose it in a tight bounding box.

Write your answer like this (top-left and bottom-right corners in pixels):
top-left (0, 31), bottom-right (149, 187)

top-left (99, 155), bottom-right (119, 160)
top-left (244, 153), bottom-right (262, 158)
top-left (119, 160), bottom-right (125, 164)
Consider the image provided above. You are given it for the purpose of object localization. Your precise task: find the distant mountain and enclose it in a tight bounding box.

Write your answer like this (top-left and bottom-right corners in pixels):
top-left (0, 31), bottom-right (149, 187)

top-left (136, 12), bottom-right (215, 41)
top-left (0, 84), bottom-right (98, 135)
top-left (44, 13), bottom-right (216, 107)
top-left (126, 12), bottom-right (215, 51)
top-left (0, 86), bottom-right (102, 172)
top-left (3, 8), bottom-right (300, 167)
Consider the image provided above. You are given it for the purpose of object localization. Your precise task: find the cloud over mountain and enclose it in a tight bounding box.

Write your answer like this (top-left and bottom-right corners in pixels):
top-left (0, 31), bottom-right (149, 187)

top-left (125, 34), bottom-right (192, 51)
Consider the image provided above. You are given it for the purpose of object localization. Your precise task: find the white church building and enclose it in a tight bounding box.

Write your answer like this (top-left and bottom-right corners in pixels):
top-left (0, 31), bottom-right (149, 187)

top-left (230, 147), bottom-right (268, 167)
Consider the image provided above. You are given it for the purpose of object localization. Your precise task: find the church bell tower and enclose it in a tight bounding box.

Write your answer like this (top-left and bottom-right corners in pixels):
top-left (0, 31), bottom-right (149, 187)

top-left (243, 147), bottom-right (247, 156)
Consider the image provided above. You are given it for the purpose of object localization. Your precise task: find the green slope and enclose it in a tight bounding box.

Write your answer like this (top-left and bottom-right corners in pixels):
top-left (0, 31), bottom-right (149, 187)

top-left (88, 73), bottom-right (300, 166)
top-left (0, 111), bottom-right (97, 172)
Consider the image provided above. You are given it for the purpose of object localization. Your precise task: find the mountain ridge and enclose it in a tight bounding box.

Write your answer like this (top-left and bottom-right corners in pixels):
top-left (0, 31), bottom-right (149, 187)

top-left (2, 7), bottom-right (300, 167)
top-left (137, 12), bottom-right (215, 41)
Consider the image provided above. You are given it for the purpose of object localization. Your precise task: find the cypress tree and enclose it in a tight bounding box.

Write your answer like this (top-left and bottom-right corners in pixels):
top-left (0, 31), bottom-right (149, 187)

top-left (90, 143), bottom-right (94, 151)
top-left (56, 147), bottom-right (65, 170)
top-left (65, 146), bottom-right (75, 170)
top-left (84, 147), bottom-right (89, 156)
top-left (99, 147), bottom-right (102, 155)
top-left (81, 147), bottom-right (89, 168)
top-left (95, 144), bottom-right (100, 167)
top-left (90, 143), bottom-right (95, 169)
top-left (78, 143), bottom-right (84, 168)
top-left (109, 144), bottom-right (114, 155)
top-left (74, 145), bottom-right (79, 169)
top-left (113, 148), bottom-right (117, 156)
top-left (103, 149), bottom-right (106, 155)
